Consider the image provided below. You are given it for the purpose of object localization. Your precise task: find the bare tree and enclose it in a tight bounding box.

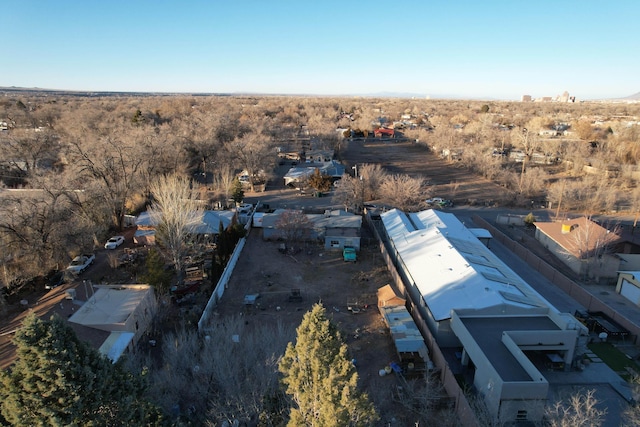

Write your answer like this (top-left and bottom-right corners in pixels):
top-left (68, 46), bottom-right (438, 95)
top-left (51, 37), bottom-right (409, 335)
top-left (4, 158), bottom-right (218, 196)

top-left (631, 185), bottom-right (640, 230)
top-left (148, 174), bottom-right (203, 279)
top-left (332, 174), bottom-right (364, 212)
top-left (229, 130), bottom-right (277, 192)
top-left (66, 127), bottom-right (145, 230)
top-left (573, 120), bottom-right (596, 141)
top-left (545, 388), bottom-right (606, 427)
top-left (0, 174), bottom-right (96, 286)
top-left (212, 164), bottom-right (236, 208)
top-left (512, 125), bottom-right (540, 191)
top-left (131, 316), bottom-right (295, 426)
top-left (512, 167), bottom-right (548, 201)
top-left (623, 375), bottom-right (640, 427)
top-left (274, 210), bottom-right (313, 243)
top-left (390, 373), bottom-right (457, 426)
top-left (379, 174), bottom-right (425, 212)
top-left (358, 163), bottom-right (388, 201)
top-left (0, 127), bottom-right (61, 177)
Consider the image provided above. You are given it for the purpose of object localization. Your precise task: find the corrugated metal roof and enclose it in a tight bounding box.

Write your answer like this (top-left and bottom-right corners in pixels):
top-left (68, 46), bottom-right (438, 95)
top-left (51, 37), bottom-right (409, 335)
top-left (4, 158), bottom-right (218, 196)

top-left (135, 210), bottom-right (234, 234)
top-left (69, 285), bottom-right (151, 327)
top-left (381, 209), bottom-right (550, 321)
top-left (380, 305), bottom-right (428, 356)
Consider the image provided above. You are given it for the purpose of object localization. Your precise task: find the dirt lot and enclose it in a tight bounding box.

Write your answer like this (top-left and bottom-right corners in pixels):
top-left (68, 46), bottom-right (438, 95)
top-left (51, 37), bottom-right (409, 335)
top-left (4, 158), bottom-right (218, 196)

top-left (340, 138), bottom-right (509, 206)
top-left (212, 224), bottom-right (419, 423)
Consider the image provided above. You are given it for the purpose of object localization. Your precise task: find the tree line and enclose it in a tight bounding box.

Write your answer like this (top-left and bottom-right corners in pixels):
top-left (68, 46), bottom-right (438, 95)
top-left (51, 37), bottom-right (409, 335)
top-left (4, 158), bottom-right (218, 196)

top-left (1, 94), bottom-right (640, 290)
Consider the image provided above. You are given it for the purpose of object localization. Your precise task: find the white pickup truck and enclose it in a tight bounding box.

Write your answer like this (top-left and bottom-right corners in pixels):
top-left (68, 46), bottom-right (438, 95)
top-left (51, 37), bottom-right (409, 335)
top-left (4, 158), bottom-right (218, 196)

top-left (66, 254), bottom-right (95, 275)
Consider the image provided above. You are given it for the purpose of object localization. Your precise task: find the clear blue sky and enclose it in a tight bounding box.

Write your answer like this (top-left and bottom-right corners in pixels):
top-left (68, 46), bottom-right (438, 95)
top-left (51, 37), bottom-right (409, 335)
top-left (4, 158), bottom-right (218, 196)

top-left (3, 1), bottom-right (638, 100)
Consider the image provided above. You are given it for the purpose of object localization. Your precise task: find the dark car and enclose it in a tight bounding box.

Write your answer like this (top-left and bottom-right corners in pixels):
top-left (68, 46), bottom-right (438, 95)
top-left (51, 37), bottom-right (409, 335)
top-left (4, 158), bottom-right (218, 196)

top-left (45, 270), bottom-right (65, 290)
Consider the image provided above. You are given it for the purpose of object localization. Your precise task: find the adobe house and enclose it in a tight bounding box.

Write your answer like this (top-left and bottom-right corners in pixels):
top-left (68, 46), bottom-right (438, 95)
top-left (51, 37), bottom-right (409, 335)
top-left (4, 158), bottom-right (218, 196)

top-left (533, 217), bottom-right (624, 283)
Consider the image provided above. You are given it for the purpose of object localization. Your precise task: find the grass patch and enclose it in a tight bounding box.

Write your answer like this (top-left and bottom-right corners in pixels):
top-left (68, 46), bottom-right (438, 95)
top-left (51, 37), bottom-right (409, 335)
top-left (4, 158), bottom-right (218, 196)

top-left (588, 342), bottom-right (640, 380)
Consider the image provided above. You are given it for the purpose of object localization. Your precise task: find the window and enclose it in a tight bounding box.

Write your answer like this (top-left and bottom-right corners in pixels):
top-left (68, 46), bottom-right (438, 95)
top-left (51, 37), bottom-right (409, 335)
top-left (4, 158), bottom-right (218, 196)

top-left (516, 410), bottom-right (527, 420)
top-left (330, 240), bottom-right (340, 248)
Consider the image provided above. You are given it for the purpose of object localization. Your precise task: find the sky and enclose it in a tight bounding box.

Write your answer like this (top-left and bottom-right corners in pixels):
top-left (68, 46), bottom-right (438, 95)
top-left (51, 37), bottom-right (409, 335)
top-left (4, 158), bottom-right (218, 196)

top-left (2, 1), bottom-right (639, 100)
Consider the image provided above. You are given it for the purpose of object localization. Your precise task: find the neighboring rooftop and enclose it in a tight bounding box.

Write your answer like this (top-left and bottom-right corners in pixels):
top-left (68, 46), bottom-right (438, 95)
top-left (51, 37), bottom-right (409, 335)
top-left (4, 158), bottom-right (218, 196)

top-left (534, 217), bottom-right (622, 259)
top-left (69, 285), bottom-right (151, 329)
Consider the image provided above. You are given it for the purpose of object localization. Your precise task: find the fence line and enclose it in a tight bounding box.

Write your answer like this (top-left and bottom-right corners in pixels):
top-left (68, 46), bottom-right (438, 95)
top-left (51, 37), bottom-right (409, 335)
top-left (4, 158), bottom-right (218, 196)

top-left (197, 207), bottom-right (255, 333)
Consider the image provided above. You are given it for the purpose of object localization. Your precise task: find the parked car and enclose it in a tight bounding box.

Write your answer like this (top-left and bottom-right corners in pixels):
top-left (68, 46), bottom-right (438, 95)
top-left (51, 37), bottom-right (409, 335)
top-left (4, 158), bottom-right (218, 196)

top-left (104, 236), bottom-right (125, 249)
top-left (66, 254), bottom-right (95, 274)
top-left (44, 270), bottom-right (65, 290)
top-left (425, 197), bottom-right (445, 205)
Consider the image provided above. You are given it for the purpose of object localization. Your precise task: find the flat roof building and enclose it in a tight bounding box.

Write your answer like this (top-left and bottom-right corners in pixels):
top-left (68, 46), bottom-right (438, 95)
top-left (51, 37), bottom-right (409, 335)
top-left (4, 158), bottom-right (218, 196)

top-left (380, 208), bottom-right (588, 423)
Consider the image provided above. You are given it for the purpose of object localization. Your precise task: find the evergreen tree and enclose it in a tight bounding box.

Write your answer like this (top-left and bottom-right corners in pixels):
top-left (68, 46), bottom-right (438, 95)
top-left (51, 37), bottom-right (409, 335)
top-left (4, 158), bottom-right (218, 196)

top-left (230, 178), bottom-right (244, 205)
top-left (141, 247), bottom-right (173, 294)
top-left (307, 168), bottom-right (332, 193)
top-left (278, 304), bottom-right (378, 427)
top-left (0, 314), bottom-right (162, 426)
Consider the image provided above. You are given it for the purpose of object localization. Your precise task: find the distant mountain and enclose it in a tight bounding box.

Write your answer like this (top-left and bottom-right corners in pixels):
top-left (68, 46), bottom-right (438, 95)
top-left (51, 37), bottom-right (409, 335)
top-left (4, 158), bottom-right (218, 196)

top-left (623, 91), bottom-right (640, 100)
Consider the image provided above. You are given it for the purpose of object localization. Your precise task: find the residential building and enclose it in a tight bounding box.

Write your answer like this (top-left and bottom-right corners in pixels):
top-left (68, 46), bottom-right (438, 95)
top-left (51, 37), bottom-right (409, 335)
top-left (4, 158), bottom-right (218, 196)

top-left (134, 210), bottom-right (236, 245)
top-left (616, 271), bottom-right (640, 307)
top-left (68, 284), bottom-right (155, 362)
top-left (282, 160), bottom-right (345, 186)
top-left (533, 217), bottom-right (623, 283)
top-left (261, 209), bottom-right (361, 250)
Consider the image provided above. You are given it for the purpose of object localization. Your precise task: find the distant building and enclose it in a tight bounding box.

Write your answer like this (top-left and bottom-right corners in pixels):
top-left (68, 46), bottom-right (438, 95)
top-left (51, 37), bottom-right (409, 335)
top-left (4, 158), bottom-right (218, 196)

top-left (521, 95), bottom-right (532, 102)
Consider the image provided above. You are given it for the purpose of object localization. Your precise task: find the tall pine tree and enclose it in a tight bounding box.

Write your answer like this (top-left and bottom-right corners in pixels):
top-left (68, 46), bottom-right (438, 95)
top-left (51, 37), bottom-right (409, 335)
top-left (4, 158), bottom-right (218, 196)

top-left (0, 313), bottom-right (162, 426)
top-left (278, 303), bottom-right (378, 427)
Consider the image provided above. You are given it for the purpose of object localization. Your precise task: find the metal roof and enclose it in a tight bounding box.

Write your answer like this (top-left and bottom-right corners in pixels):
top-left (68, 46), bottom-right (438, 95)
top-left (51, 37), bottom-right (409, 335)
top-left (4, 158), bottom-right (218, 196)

top-left (380, 305), bottom-right (429, 357)
top-left (381, 209), bottom-right (551, 321)
top-left (69, 285), bottom-right (151, 327)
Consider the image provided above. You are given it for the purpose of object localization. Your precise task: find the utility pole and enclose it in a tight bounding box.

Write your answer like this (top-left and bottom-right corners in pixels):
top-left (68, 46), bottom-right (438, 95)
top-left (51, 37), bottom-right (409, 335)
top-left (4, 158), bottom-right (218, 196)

top-left (555, 179), bottom-right (566, 220)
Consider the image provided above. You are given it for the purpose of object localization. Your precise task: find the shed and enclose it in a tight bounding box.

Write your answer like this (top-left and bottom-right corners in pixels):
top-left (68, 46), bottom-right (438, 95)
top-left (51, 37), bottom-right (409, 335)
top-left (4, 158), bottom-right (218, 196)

top-left (379, 304), bottom-right (430, 373)
top-left (377, 284), bottom-right (406, 308)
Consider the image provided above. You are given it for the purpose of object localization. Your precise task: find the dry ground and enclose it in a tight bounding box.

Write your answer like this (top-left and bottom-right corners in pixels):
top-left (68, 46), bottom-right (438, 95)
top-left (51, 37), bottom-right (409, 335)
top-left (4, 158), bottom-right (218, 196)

top-left (340, 138), bottom-right (511, 205)
top-left (211, 225), bottom-right (422, 424)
